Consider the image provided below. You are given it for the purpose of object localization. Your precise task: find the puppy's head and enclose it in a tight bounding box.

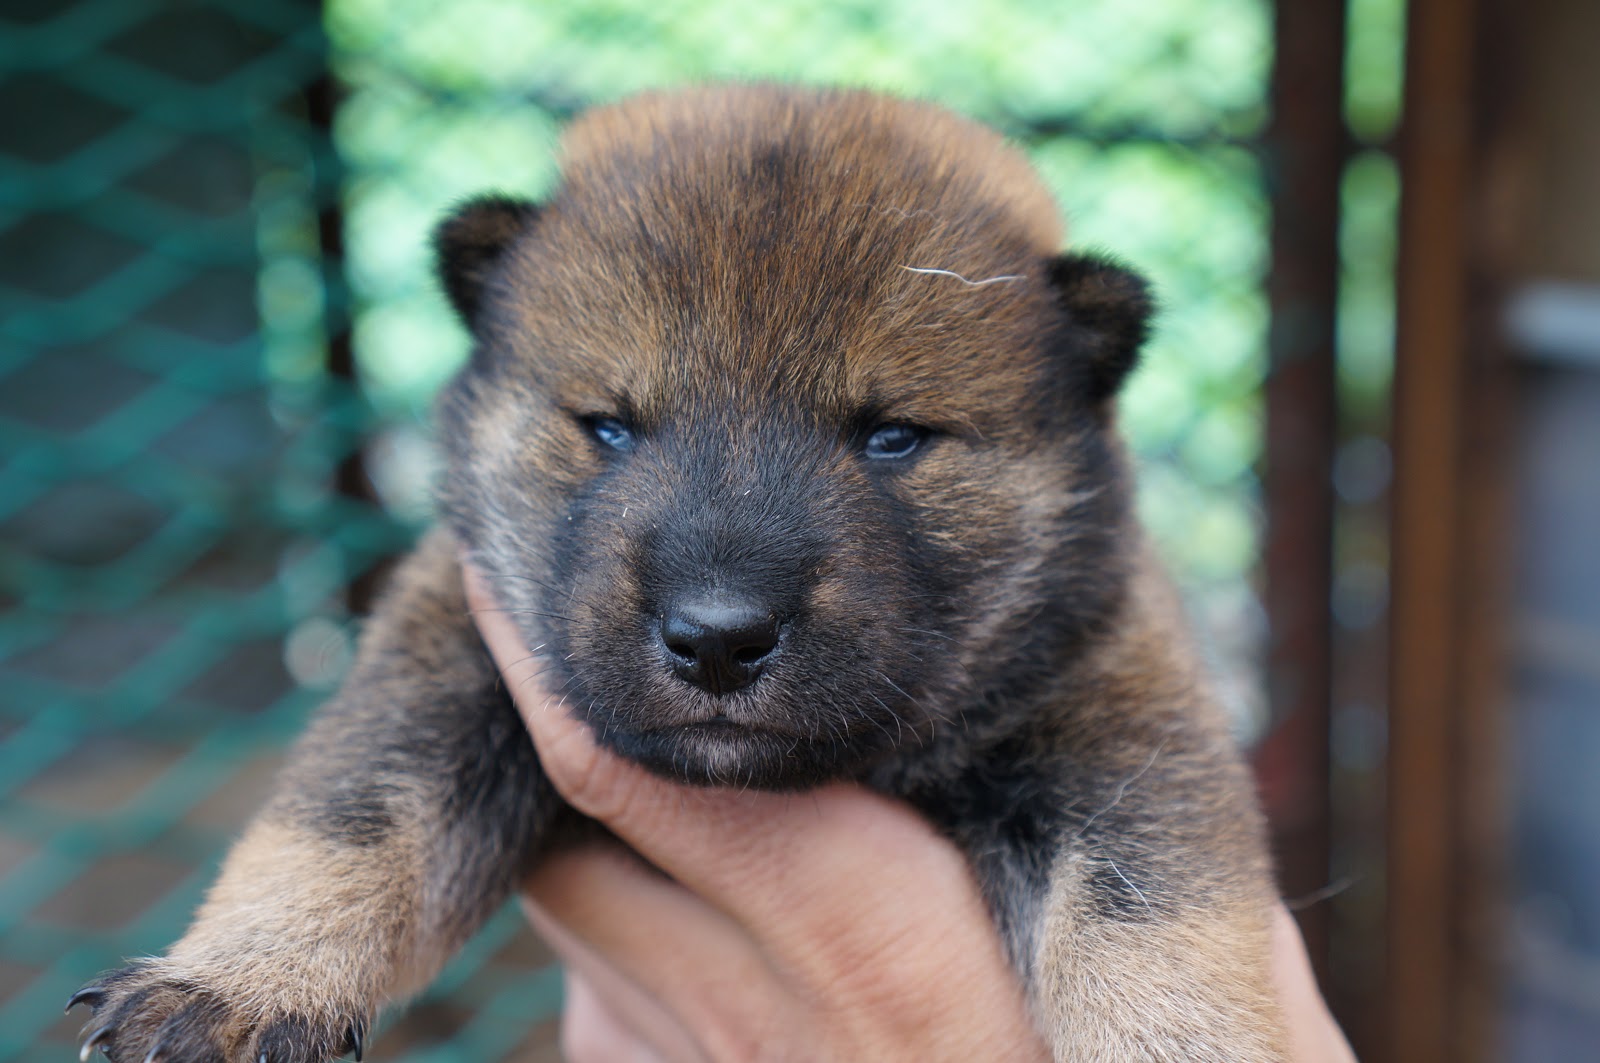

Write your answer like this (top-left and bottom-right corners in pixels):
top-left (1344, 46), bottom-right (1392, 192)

top-left (436, 86), bottom-right (1152, 789)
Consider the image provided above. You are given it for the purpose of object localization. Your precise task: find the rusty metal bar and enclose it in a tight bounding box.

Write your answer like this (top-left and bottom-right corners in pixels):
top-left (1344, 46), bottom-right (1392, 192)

top-left (1258, 0), bottom-right (1347, 985)
top-left (1385, 0), bottom-right (1500, 1058)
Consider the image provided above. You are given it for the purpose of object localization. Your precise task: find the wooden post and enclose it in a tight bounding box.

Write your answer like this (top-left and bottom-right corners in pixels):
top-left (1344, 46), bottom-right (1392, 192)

top-left (1386, 0), bottom-right (1507, 1058)
top-left (1258, 0), bottom-right (1346, 984)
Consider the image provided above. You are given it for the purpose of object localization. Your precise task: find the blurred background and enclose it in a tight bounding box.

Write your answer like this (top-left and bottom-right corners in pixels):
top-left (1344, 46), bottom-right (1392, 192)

top-left (0, 0), bottom-right (1593, 1059)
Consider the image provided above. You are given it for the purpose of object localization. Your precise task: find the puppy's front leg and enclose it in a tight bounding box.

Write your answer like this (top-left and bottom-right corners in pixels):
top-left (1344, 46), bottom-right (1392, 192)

top-left (1030, 853), bottom-right (1288, 1062)
top-left (1026, 744), bottom-right (1288, 1063)
top-left (72, 530), bottom-right (560, 1063)
top-left (927, 728), bottom-right (1289, 1062)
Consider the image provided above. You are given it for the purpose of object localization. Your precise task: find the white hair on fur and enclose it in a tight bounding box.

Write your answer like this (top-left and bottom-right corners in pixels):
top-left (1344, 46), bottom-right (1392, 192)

top-left (901, 265), bottom-right (1025, 287)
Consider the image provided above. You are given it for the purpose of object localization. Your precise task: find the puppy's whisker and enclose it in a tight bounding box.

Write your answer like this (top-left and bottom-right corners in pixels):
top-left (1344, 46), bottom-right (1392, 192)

top-left (466, 608), bottom-right (577, 623)
top-left (475, 569), bottom-right (576, 603)
top-left (861, 693), bottom-right (900, 745)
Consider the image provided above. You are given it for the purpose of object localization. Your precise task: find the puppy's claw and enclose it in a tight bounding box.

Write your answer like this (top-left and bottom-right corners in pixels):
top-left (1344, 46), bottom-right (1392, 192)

top-left (349, 1017), bottom-right (367, 1062)
top-left (79, 1026), bottom-right (112, 1062)
top-left (142, 1042), bottom-right (165, 1063)
top-left (64, 987), bottom-right (104, 1014)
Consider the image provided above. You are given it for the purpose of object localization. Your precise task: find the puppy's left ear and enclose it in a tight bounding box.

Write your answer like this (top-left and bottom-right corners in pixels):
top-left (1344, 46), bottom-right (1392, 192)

top-left (434, 195), bottom-right (541, 330)
top-left (1046, 253), bottom-right (1155, 403)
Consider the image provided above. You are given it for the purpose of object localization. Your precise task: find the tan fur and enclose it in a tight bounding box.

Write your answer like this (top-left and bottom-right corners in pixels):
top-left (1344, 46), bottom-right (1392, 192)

top-left (165, 821), bottom-right (424, 1023)
top-left (1037, 881), bottom-right (1284, 1061)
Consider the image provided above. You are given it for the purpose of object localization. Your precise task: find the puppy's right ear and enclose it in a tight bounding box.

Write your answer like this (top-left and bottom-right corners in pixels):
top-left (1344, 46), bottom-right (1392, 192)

top-left (1045, 253), bottom-right (1154, 405)
top-left (434, 195), bottom-right (540, 329)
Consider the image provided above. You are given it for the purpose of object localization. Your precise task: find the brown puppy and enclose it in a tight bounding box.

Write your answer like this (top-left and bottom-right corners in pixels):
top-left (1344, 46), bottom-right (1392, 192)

top-left (71, 85), bottom-right (1287, 1061)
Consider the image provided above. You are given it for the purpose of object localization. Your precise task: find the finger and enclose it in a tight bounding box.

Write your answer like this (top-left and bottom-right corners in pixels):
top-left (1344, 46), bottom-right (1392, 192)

top-left (1270, 906), bottom-right (1357, 1063)
top-left (526, 833), bottom-right (1039, 1063)
top-left (522, 843), bottom-right (782, 1060)
top-left (558, 971), bottom-right (674, 1063)
top-left (466, 565), bottom-right (971, 938)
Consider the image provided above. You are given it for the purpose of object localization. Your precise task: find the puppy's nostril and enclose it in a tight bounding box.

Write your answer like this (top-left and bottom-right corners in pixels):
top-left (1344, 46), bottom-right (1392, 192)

top-left (664, 637), bottom-right (699, 664)
top-left (659, 597), bottom-right (783, 696)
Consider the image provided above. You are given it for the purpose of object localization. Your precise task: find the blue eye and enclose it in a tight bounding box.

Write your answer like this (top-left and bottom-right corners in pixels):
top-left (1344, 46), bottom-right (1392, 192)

top-left (863, 423), bottom-right (928, 460)
top-left (586, 416), bottom-right (636, 453)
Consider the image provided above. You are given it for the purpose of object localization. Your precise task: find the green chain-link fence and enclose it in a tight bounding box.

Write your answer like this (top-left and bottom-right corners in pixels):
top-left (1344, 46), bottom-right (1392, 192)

top-left (1, 0), bottom-right (1337, 1058)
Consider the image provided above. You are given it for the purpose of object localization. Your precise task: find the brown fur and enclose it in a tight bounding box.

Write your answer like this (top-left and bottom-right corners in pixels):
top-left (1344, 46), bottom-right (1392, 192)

top-left (73, 85), bottom-right (1287, 1062)
top-left (1024, 555), bottom-right (1286, 1059)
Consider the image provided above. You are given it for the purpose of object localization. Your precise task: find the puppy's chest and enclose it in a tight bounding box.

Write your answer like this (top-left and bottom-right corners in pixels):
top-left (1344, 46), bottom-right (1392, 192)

top-left (871, 729), bottom-right (1077, 861)
top-left (863, 734), bottom-right (1081, 968)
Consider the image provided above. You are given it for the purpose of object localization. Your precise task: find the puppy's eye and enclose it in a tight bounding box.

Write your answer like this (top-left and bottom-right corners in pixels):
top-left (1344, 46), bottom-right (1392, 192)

top-left (584, 416), bottom-right (636, 453)
top-left (863, 423), bottom-right (929, 460)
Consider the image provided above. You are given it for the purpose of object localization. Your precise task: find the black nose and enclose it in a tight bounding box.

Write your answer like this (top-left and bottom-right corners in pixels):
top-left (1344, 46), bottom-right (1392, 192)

top-left (659, 596), bottom-right (783, 696)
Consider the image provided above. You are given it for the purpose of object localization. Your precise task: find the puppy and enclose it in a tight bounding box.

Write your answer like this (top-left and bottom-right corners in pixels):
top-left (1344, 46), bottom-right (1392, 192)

top-left (72, 84), bottom-right (1288, 1061)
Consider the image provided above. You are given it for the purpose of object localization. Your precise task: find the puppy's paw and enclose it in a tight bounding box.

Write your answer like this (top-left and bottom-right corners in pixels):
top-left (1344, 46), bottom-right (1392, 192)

top-left (67, 963), bottom-right (367, 1063)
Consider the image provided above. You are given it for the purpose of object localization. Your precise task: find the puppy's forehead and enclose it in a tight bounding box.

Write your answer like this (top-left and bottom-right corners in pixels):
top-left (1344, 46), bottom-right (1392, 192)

top-left (499, 86), bottom-right (1068, 422)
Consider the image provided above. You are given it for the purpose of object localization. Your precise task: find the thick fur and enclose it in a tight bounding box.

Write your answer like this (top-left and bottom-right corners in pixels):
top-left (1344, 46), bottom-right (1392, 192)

top-left (74, 85), bottom-right (1286, 1061)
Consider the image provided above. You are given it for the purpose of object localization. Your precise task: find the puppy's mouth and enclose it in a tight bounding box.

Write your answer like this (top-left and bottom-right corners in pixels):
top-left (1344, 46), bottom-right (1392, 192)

top-left (595, 715), bottom-right (891, 791)
top-left (652, 717), bottom-right (799, 739)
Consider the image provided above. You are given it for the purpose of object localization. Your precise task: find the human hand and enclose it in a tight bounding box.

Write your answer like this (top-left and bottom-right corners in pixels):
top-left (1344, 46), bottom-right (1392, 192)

top-left (465, 565), bottom-right (1354, 1062)
top-left (1270, 905), bottom-right (1359, 1063)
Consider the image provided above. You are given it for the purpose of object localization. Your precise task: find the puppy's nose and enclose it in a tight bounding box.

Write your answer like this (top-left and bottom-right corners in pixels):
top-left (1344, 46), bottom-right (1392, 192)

top-left (659, 597), bottom-right (782, 696)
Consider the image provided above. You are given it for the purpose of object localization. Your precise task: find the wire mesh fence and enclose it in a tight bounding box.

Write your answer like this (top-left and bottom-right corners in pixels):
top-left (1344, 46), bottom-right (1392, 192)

top-left (2, 1), bottom-right (1292, 1059)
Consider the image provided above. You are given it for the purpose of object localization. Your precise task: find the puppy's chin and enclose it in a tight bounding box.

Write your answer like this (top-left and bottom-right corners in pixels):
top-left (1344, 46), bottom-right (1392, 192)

top-left (597, 719), bottom-right (892, 791)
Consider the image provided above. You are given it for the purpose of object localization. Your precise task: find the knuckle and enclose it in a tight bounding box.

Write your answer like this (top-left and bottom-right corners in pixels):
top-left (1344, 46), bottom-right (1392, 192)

top-left (692, 996), bottom-right (783, 1063)
top-left (524, 698), bottom-right (656, 829)
top-left (559, 1017), bottom-right (609, 1063)
top-left (558, 980), bottom-right (651, 1063)
top-left (700, 1021), bottom-right (770, 1063)
top-left (549, 738), bottom-right (645, 825)
top-left (792, 907), bottom-right (930, 1006)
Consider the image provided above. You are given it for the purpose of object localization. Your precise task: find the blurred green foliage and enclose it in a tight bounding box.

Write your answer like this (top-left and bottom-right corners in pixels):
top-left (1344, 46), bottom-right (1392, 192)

top-left (1346, 0), bottom-right (1407, 143)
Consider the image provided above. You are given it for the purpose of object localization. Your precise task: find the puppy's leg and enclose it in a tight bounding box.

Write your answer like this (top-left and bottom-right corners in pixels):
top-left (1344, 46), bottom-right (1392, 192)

top-left (929, 722), bottom-right (1290, 1062)
top-left (1032, 854), bottom-right (1288, 1063)
top-left (71, 530), bottom-right (559, 1062)
top-left (1024, 738), bottom-right (1288, 1063)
